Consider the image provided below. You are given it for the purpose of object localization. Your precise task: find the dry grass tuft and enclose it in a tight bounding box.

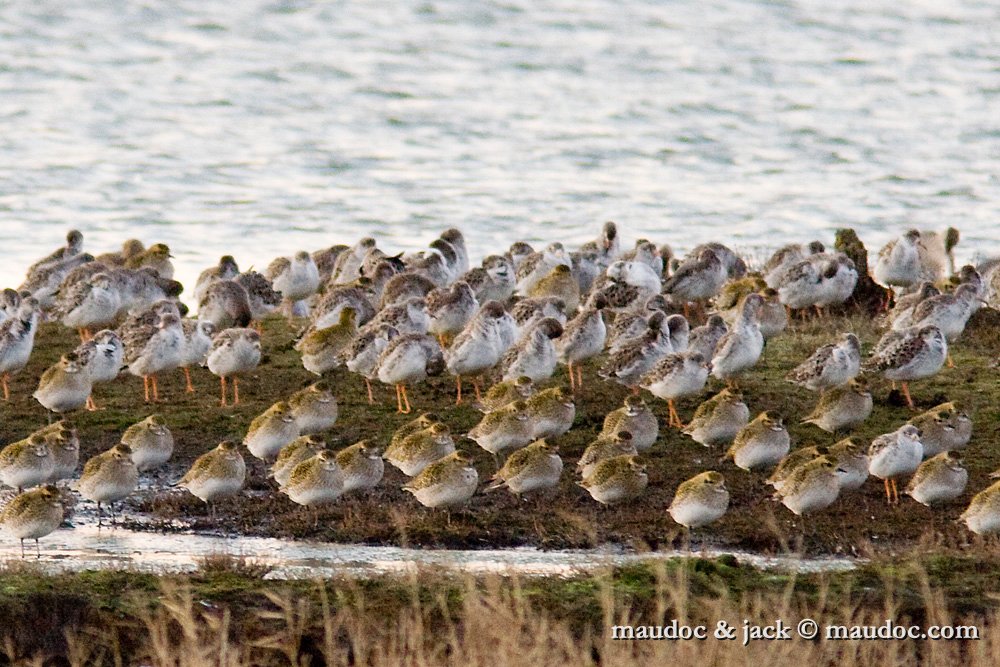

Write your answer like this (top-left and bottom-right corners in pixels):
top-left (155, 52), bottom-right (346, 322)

top-left (0, 559), bottom-right (988, 666)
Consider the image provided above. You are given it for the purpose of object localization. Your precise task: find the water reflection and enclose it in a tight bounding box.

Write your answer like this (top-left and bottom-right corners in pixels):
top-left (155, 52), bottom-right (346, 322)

top-left (1, 521), bottom-right (858, 578)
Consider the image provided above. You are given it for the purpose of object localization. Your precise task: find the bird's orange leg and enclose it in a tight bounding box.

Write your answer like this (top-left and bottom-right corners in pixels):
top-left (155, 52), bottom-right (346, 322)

top-left (667, 399), bottom-right (682, 428)
top-left (143, 376), bottom-right (151, 403)
top-left (891, 479), bottom-right (900, 505)
top-left (396, 384), bottom-right (411, 413)
top-left (567, 362), bottom-right (575, 392)
top-left (219, 376), bottom-right (228, 407)
top-left (946, 354), bottom-right (955, 368)
top-left (151, 375), bottom-right (160, 402)
top-left (455, 376), bottom-right (463, 405)
top-left (233, 378), bottom-right (240, 405)
top-left (901, 382), bottom-right (914, 410)
top-left (883, 479), bottom-right (891, 503)
top-left (473, 378), bottom-right (482, 401)
top-left (2, 373), bottom-right (9, 401)
top-left (576, 364), bottom-right (584, 390)
top-left (86, 396), bottom-right (97, 411)
top-left (184, 367), bottom-right (194, 393)
top-left (365, 378), bottom-right (374, 405)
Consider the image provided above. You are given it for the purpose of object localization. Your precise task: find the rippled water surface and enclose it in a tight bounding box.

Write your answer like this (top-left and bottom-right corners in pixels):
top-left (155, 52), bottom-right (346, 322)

top-left (0, 0), bottom-right (997, 290)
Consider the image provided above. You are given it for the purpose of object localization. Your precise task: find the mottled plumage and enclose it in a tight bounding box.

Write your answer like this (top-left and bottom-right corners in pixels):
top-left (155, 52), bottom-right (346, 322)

top-left (296, 308), bottom-right (359, 375)
top-left (379, 272), bottom-right (437, 310)
top-left (122, 414), bottom-right (174, 472)
top-left (600, 395), bottom-right (659, 452)
top-left (775, 456), bottom-right (846, 516)
top-left (45, 425), bottom-right (80, 482)
top-left (271, 435), bottom-right (327, 488)
top-left (906, 451), bottom-right (967, 506)
top-left (640, 351), bottom-right (711, 428)
top-left (0, 485), bottom-right (64, 556)
top-left (725, 411), bottom-right (790, 471)
top-left (177, 441), bottom-right (246, 505)
top-left (475, 376), bottom-right (535, 413)
top-left (669, 471), bottom-right (729, 528)
top-left (801, 379), bottom-right (873, 433)
top-left (122, 312), bottom-right (184, 402)
top-left (682, 389), bottom-right (750, 447)
top-left (266, 250), bottom-right (321, 306)
top-left (711, 294), bottom-right (764, 383)
top-left (426, 281), bottom-right (479, 341)
top-left (235, 270), bottom-right (283, 322)
top-left (194, 255), bottom-right (240, 305)
top-left (499, 317), bottom-right (563, 382)
top-left (33, 352), bottom-right (93, 414)
top-left (488, 439), bottom-right (563, 495)
top-left (446, 301), bottom-right (517, 383)
top-left (687, 314), bottom-right (728, 360)
top-left (198, 280), bottom-right (253, 330)
top-left (402, 451), bottom-right (479, 509)
top-left (336, 441), bottom-right (384, 494)
top-left (864, 325), bottom-right (947, 408)
top-left (599, 327), bottom-right (671, 389)
top-left (384, 422), bottom-right (456, 476)
top-left (461, 254), bottom-right (515, 304)
top-left (827, 438), bottom-right (870, 491)
top-left (555, 295), bottom-right (607, 391)
top-left (961, 480), bottom-right (1000, 535)
top-left (467, 401), bottom-right (534, 457)
top-left (527, 264), bottom-right (580, 313)
top-left (908, 401), bottom-right (972, 457)
top-left (785, 333), bottom-right (861, 392)
top-left (767, 445), bottom-right (830, 493)
top-left (510, 296), bottom-right (566, 333)
top-left (578, 455), bottom-right (648, 505)
top-left (284, 450), bottom-right (345, 507)
top-left (577, 431), bottom-right (637, 479)
top-left (376, 333), bottom-right (445, 413)
top-left (52, 272), bottom-right (121, 333)
top-left (0, 297), bottom-right (42, 400)
top-left (524, 387), bottom-right (576, 440)
top-left (0, 435), bottom-right (54, 491)
top-left (868, 424), bottom-right (924, 503)
top-left (206, 327), bottom-right (261, 406)
top-left (288, 381), bottom-right (339, 435)
top-left (125, 243), bottom-right (174, 279)
top-left (79, 444), bottom-right (138, 520)
top-left (244, 401), bottom-right (300, 461)
top-left (662, 248), bottom-right (726, 303)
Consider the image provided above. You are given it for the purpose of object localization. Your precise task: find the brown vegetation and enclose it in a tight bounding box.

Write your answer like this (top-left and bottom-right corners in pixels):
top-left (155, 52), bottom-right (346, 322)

top-left (0, 554), bottom-right (998, 665)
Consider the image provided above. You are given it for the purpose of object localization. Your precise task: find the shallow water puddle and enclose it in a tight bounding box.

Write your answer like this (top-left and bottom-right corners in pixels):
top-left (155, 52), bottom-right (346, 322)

top-left (0, 520), bottom-right (858, 578)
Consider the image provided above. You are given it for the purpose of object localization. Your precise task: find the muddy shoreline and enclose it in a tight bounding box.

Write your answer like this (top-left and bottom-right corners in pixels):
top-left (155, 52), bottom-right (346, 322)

top-left (2, 306), bottom-right (1000, 558)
